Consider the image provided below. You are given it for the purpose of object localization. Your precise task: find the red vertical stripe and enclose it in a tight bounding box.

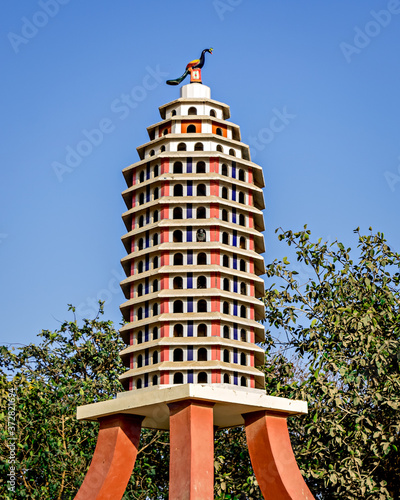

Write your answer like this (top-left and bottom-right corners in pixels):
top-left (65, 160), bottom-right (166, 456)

top-left (161, 158), bottom-right (169, 174)
top-left (212, 319), bottom-right (220, 337)
top-left (249, 235), bottom-right (254, 251)
top-left (248, 190), bottom-right (253, 206)
top-left (210, 203), bottom-right (219, 218)
top-left (248, 168), bottom-right (253, 184)
top-left (211, 296), bottom-right (220, 313)
top-left (250, 327), bottom-right (255, 343)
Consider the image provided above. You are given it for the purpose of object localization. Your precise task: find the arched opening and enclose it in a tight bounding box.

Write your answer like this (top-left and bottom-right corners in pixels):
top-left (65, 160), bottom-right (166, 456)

top-left (223, 302), bottom-right (229, 315)
top-left (139, 192), bottom-right (145, 205)
top-left (197, 324), bottom-right (207, 337)
top-left (173, 230), bottom-right (183, 242)
top-left (240, 305), bottom-right (246, 318)
top-left (174, 184), bottom-right (183, 197)
top-left (186, 124), bottom-right (196, 133)
top-left (154, 164), bottom-right (159, 177)
top-left (162, 128), bottom-right (168, 136)
top-left (196, 161), bottom-right (206, 173)
top-left (197, 299), bottom-right (207, 312)
top-left (173, 349), bottom-right (183, 362)
top-left (196, 229), bottom-right (206, 242)
top-left (240, 329), bottom-right (247, 342)
top-left (197, 252), bottom-right (207, 265)
top-left (153, 210), bottom-right (159, 222)
top-left (152, 375), bottom-right (158, 386)
top-left (223, 350), bottom-right (230, 363)
top-left (240, 353), bottom-right (246, 365)
top-left (173, 161), bottom-right (183, 173)
top-left (171, 109), bottom-right (177, 116)
top-left (223, 373), bottom-right (230, 384)
top-left (216, 127), bottom-right (223, 136)
top-left (240, 282), bottom-right (246, 295)
top-left (138, 238), bottom-right (144, 251)
top-left (173, 276), bottom-right (183, 289)
top-left (196, 184), bottom-right (206, 196)
top-left (198, 348), bottom-right (207, 362)
top-left (174, 324), bottom-right (184, 337)
top-left (216, 145), bottom-right (223, 153)
top-left (137, 308), bottom-right (143, 320)
top-left (153, 351), bottom-right (159, 364)
top-left (239, 236), bottom-right (246, 249)
top-left (149, 149), bottom-right (155, 156)
top-left (196, 207), bottom-right (206, 219)
top-left (138, 261), bottom-right (144, 273)
top-left (198, 372), bottom-right (208, 383)
top-left (137, 355), bottom-right (143, 368)
top-left (223, 255), bottom-right (229, 267)
top-left (221, 164), bottom-right (228, 176)
top-left (137, 331), bottom-right (143, 344)
top-left (173, 300), bottom-right (184, 313)
top-left (174, 253), bottom-right (183, 266)
top-left (241, 376), bottom-right (247, 387)
top-left (153, 327), bottom-right (159, 340)
top-left (153, 303), bottom-right (158, 316)
top-left (137, 284), bottom-right (143, 297)
top-left (197, 276), bottom-right (207, 289)
top-left (177, 143), bottom-right (186, 151)
top-left (222, 187), bottom-right (228, 199)
top-left (139, 171), bottom-right (145, 183)
top-left (153, 256), bottom-right (159, 269)
top-left (153, 280), bottom-right (159, 292)
top-left (174, 372), bottom-right (184, 384)
top-left (136, 378), bottom-right (142, 389)
top-left (188, 106), bottom-right (197, 115)
top-left (240, 259), bottom-right (246, 272)
top-left (210, 109), bottom-right (216, 117)
top-left (194, 142), bottom-right (204, 151)
top-left (153, 233), bottom-right (158, 246)
top-left (160, 145), bottom-right (166, 152)
top-left (139, 215), bottom-right (144, 228)
top-left (239, 192), bottom-right (245, 204)
top-left (239, 169), bottom-right (245, 181)
top-left (222, 209), bottom-right (228, 222)
top-left (222, 232), bottom-right (229, 245)
top-left (239, 214), bottom-right (245, 226)
top-left (229, 148), bottom-right (236, 156)
top-left (173, 207), bottom-right (183, 219)
top-left (223, 325), bottom-right (229, 339)
top-left (223, 278), bottom-right (230, 291)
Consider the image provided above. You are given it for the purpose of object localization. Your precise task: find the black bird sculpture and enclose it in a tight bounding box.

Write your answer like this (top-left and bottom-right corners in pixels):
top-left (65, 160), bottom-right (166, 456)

top-left (166, 48), bottom-right (213, 86)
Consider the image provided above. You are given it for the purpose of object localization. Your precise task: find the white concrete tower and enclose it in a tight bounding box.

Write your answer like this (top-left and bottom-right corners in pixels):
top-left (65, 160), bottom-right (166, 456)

top-left (118, 82), bottom-right (267, 394)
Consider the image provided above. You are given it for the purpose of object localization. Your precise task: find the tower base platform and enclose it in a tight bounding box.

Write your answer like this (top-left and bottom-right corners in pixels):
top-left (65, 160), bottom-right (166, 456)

top-left (76, 383), bottom-right (307, 429)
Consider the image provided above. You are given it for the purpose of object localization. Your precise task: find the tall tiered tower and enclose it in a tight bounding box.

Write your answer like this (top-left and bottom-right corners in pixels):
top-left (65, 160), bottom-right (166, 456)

top-left (75, 75), bottom-right (314, 500)
top-left (118, 82), bottom-right (266, 394)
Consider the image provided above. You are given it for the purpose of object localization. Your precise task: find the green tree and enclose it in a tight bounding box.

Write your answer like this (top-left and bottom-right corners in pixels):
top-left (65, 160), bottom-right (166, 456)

top-left (264, 227), bottom-right (400, 499)
top-left (1, 228), bottom-right (399, 499)
top-left (0, 305), bottom-right (170, 499)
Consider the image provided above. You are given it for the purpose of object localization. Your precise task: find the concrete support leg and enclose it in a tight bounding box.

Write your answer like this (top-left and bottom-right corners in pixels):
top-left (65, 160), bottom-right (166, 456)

top-left (74, 414), bottom-right (144, 500)
top-left (243, 411), bottom-right (314, 500)
top-left (168, 400), bottom-right (215, 500)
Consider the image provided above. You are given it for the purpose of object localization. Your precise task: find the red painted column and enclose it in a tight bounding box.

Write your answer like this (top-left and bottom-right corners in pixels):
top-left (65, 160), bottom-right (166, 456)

top-left (168, 400), bottom-right (215, 500)
top-left (74, 414), bottom-right (144, 500)
top-left (243, 411), bottom-right (314, 500)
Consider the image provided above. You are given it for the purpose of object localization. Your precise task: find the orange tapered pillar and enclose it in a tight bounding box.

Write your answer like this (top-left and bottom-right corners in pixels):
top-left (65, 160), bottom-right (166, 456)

top-left (74, 414), bottom-right (143, 500)
top-left (168, 400), bottom-right (215, 500)
top-left (244, 411), bottom-right (315, 500)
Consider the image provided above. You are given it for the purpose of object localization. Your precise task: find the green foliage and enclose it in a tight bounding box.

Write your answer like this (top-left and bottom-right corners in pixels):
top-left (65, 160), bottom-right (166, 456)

top-left (264, 227), bottom-right (400, 499)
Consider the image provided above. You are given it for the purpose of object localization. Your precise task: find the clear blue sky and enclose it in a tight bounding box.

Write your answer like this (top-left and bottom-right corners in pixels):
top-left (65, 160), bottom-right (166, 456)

top-left (1, 0), bottom-right (399, 347)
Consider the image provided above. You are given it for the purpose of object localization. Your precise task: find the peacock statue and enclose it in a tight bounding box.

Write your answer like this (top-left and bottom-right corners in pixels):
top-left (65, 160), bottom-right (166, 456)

top-left (166, 48), bottom-right (213, 85)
